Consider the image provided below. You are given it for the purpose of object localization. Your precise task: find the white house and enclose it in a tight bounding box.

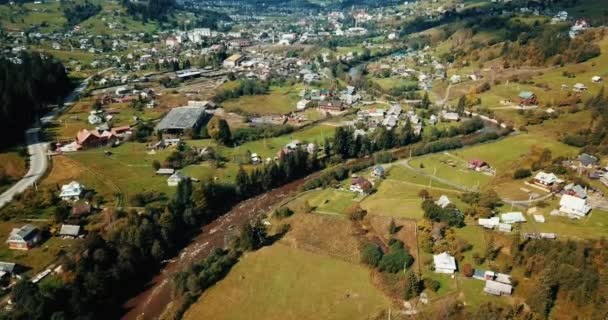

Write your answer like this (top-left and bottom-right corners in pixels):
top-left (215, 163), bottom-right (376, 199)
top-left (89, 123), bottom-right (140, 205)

top-left (559, 194), bottom-right (591, 218)
top-left (435, 195), bottom-right (451, 208)
top-left (167, 171), bottom-right (187, 187)
top-left (592, 76), bottom-right (603, 83)
top-left (59, 181), bottom-right (85, 201)
top-left (433, 252), bottom-right (456, 274)
top-left (484, 280), bottom-right (512, 296)
top-left (533, 215), bottom-right (545, 223)
top-left (500, 212), bottom-right (526, 224)
top-left (296, 99), bottom-right (311, 110)
top-left (573, 83), bottom-right (588, 92)
top-left (478, 217), bottom-right (500, 229)
top-left (59, 224), bottom-right (81, 238)
top-left (498, 223), bottom-right (512, 233)
top-left (450, 75), bottom-right (461, 84)
top-left (534, 171), bottom-right (560, 186)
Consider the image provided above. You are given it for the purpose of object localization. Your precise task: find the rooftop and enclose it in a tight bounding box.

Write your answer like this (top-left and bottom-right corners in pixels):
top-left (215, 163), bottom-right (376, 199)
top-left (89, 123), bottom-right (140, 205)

top-left (155, 107), bottom-right (206, 131)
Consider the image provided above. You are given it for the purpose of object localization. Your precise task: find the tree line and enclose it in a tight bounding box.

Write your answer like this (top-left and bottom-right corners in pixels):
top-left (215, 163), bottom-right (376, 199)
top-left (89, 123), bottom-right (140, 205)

top-left (5, 148), bottom-right (322, 319)
top-left (0, 52), bottom-right (72, 147)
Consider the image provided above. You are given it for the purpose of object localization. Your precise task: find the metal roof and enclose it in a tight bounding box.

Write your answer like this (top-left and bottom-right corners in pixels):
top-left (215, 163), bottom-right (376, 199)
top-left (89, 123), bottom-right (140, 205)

top-left (155, 107), bottom-right (205, 131)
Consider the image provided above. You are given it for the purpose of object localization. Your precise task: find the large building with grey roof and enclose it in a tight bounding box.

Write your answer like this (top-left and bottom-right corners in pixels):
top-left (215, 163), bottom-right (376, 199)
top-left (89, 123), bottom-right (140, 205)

top-left (155, 106), bottom-right (207, 137)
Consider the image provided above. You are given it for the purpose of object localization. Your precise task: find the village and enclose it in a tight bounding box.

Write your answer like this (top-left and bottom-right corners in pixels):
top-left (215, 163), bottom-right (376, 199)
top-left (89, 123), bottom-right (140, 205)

top-left (0, 0), bottom-right (608, 318)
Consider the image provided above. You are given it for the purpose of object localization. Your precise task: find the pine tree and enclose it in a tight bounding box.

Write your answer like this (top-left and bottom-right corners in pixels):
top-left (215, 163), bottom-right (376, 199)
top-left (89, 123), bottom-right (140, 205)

top-left (421, 91), bottom-right (431, 109)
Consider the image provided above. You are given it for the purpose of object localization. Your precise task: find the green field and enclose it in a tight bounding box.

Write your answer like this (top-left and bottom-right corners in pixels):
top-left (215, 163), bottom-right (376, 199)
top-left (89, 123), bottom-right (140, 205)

top-left (304, 189), bottom-right (360, 215)
top-left (184, 244), bottom-right (390, 320)
top-left (521, 205), bottom-right (608, 240)
top-left (222, 85), bottom-right (304, 115)
top-left (360, 179), bottom-right (462, 220)
top-left (219, 124), bottom-right (335, 159)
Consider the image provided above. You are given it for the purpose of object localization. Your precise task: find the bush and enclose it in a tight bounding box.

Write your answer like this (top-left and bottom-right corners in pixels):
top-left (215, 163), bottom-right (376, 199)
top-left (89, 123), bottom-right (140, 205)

top-left (274, 207), bottom-right (294, 219)
top-left (361, 242), bottom-right (384, 267)
top-left (513, 168), bottom-right (532, 179)
top-left (423, 278), bottom-right (440, 292)
top-left (377, 241), bottom-right (414, 273)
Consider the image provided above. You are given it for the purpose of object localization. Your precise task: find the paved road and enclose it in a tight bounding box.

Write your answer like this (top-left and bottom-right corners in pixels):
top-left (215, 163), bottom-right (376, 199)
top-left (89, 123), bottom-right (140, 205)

top-left (0, 68), bottom-right (113, 209)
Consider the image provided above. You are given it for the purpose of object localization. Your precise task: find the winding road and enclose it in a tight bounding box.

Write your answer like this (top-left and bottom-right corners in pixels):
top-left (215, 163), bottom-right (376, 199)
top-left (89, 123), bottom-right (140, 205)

top-left (0, 68), bottom-right (113, 209)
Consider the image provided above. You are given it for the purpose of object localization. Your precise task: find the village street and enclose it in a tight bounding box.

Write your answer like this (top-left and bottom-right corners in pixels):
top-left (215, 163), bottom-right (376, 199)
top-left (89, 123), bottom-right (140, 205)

top-left (0, 68), bottom-right (114, 209)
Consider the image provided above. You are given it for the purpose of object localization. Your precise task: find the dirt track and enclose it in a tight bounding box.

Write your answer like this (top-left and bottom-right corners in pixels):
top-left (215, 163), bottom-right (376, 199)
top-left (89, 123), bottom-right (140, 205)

top-left (121, 172), bottom-right (319, 320)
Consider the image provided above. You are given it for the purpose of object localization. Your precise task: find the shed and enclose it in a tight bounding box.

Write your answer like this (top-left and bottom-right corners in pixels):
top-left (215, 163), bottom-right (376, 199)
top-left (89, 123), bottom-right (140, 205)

top-left (59, 224), bottom-right (81, 238)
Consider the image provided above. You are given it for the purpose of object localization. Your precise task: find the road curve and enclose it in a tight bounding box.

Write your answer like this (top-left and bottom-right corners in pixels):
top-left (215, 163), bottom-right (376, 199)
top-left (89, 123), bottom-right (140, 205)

top-left (0, 68), bottom-right (114, 209)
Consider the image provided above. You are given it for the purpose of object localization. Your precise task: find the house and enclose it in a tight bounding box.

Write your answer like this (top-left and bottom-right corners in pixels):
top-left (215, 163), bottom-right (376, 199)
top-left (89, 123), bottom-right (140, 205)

top-left (71, 203), bottom-right (91, 218)
top-left (478, 217), bottom-right (500, 229)
top-left (498, 223), bottom-right (512, 232)
top-left (500, 212), bottom-right (526, 224)
top-left (59, 224), bottom-right (81, 238)
top-left (372, 166), bottom-right (385, 178)
top-left (578, 153), bottom-right (598, 168)
top-left (306, 143), bottom-right (317, 154)
top-left (350, 177), bottom-right (372, 194)
top-left (6, 225), bottom-right (40, 250)
top-left (533, 215), bottom-right (545, 223)
top-left (251, 153), bottom-right (261, 164)
top-left (167, 171), bottom-right (187, 187)
top-left (318, 100), bottom-right (345, 113)
top-left (573, 83), bottom-right (588, 92)
top-left (484, 280), bottom-right (512, 296)
top-left (0, 262), bottom-right (16, 277)
top-left (156, 168), bottom-right (175, 176)
top-left (592, 76), bottom-right (603, 83)
top-left (435, 195), bottom-right (451, 208)
top-left (559, 194), bottom-right (591, 218)
top-left (534, 171), bottom-right (559, 186)
top-left (441, 111), bottom-right (460, 122)
top-left (468, 159), bottom-right (488, 171)
top-left (154, 106), bottom-right (206, 138)
top-left (76, 129), bottom-right (103, 148)
top-left (563, 183), bottom-right (587, 199)
top-left (450, 74), bottom-right (461, 84)
top-left (223, 54), bottom-right (245, 68)
top-left (518, 91), bottom-right (538, 106)
top-left (296, 99), bottom-right (311, 110)
top-left (59, 181), bottom-right (85, 201)
top-left (433, 252), bottom-right (456, 274)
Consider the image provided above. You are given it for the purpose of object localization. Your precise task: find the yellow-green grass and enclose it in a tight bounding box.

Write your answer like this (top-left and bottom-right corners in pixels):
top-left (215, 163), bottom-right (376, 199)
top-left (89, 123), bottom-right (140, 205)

top-left (457, 277), bottom-right (508, 308)
top-left (452, 224), bottom-right (492, 268)
top-left (521, 205), bottom-right (608, 240)
top-left (219, 124), bottom-right (335, 159)
top-left (0, 152), bottom-right (26, 179)
top-left (420, 270), bottom-right (458, 299)
top-left (526, 109), bottom-right (593, 141)
top-left (409, 154), bottom-right (493, 190)
top-left (184, 244), bottom-right (391, 320)
top-left (0, 221), bottom-right (81, 275)
top-left (453, 134), bottom-right (577, 173)
top-left (34, 47), bottom-right (97, 65)
top-left (65, 143), bottom-right (175, 202)
top-left (385, 165), bottom-right (458, 189)
top-left (221, 85), bottom-right (304, 115)
top-left (0, 2), bottom-right (66, 32)
top-left (373, 77), bottom-right (418, 91)
top-left (79, 1), bottom-right (158, 35)
top-left (360, 180), bottom-right (462, 220)
top-left (304, 189), bottom-right (360, 215)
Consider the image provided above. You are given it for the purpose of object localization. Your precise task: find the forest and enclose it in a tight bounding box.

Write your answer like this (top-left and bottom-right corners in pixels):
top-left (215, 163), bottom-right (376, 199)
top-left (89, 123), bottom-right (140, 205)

top-left (0, 52), bottom-right (71, 147)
